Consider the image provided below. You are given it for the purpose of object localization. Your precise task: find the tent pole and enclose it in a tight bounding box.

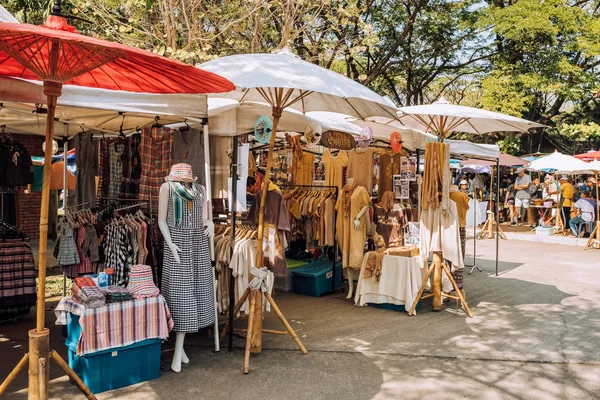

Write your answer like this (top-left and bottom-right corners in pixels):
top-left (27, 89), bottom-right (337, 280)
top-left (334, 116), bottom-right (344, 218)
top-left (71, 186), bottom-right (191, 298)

top-left (228, 135), bottom-right (239, 351)
top-left (63, 137), bottom-right (68, 297)
top-left (495, 159), bottom-right (500, 276)
top-left (202, 122), bottom-right (219, 352)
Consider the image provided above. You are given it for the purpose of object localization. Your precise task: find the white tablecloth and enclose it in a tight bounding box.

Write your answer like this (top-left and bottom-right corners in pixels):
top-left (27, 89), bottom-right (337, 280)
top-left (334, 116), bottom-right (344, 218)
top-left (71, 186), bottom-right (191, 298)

top-left (354, 254), bottom-right (426, 311)
top-left (466, 200), bottom-right (488, 227)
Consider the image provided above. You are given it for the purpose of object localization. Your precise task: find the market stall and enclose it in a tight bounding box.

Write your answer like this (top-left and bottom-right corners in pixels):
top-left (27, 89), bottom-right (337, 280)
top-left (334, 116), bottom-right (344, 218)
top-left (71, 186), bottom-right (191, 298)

top-left (0, 3), bottom-right (234, 397)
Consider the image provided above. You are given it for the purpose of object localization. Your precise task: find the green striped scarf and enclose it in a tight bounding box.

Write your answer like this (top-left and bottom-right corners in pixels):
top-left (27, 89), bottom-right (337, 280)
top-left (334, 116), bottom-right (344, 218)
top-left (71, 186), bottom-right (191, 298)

top-left (166, 180), bottom-right (198, 226)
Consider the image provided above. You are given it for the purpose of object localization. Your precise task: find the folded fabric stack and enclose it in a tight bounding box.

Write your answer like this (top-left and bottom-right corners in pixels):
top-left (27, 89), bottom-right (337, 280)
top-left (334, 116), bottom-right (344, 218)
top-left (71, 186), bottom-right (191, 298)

top-left (102, 285), bottom-right (133, 303)
top-left (72, 277), bottom-right (105, 308)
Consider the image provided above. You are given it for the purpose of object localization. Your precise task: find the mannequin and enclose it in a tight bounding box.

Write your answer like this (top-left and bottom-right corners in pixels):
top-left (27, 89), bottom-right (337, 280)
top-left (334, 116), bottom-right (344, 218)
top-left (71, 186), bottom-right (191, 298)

top-left (339, 177), bottom-right (371, 299)
top-left (346, 203), bottom-right (370, 299)
top-left (158, 163), bottom-right (215, 373)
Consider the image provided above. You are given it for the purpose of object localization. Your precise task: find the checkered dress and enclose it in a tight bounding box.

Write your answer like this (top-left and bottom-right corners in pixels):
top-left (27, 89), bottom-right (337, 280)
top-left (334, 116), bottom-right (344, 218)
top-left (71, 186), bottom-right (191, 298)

top-left (161, 183), bottom-right (215, 332)
top-left (139, 127), bottom-right (173, 213)
top-left (98, 138), bottom-right (119, 199)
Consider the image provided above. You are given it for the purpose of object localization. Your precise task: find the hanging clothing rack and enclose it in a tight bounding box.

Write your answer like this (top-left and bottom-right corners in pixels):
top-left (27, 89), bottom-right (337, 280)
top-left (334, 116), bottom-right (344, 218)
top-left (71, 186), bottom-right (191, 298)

top-left (278, 183), bottom-right (340, 293)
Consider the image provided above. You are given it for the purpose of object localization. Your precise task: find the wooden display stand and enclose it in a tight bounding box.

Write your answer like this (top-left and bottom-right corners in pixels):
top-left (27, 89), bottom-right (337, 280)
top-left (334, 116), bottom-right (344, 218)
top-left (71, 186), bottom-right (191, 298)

top-left (407, 252), bottom-right (472, 317)
top-left (583, 223), bottom-right (600, 249)
top-left (224, 91), bottom-right (309, 373)
top-left (478, 211), bottom-right (507, 240)
top-left (554, 204), bottom-right (567, 235)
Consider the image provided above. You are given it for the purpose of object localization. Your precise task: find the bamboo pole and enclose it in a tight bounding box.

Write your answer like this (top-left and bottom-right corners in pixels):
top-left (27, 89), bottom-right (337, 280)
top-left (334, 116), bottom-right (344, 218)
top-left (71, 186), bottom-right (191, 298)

top-left (251, 90), bottom-right (286, 353)
top-left (266, 295), bottom-right (308, 355)
top-left (0, 353), bottom-right (28, 396)
top-left (243, 291), bottom-right (257, 374)
top-left (49, 351), bottom-right (97, 400)
top-left (28, 329), bottom-right (49, 400)
top-left (431, 252), bottom-right (443, 311)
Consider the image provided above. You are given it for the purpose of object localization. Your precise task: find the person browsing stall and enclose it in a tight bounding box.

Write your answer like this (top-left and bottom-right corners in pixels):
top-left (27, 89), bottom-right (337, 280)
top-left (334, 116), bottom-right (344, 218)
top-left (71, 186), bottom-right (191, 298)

top-left (585, 177), bottom-right (597, 199)
top-left (569, 191), bottom-right (596, 237)
top-left (559, 175), bottom-right (575, 227)
top-left (512, 168), bottom-right (531, 226)
top-left (504, 178), bottom-right (516, 226)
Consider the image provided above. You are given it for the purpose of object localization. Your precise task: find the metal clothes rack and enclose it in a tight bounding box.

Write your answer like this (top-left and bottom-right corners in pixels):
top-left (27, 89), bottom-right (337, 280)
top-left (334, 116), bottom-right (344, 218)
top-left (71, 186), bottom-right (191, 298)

top-left (278, 183), bottom-right (340, 293)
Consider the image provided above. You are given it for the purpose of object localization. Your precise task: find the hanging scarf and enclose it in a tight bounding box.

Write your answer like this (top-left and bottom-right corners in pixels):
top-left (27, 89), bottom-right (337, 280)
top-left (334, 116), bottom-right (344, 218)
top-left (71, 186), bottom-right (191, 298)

top-left (342, 179), bottom-right (357, 219)
top-left (166, 180), bottom-right (199, 227)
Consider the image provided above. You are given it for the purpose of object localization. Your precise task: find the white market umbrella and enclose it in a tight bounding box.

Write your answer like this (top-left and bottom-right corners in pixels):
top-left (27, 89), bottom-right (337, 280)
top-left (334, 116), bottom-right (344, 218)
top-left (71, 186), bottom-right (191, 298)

top-left (199, 48), bottom-right (399, 120)
top-left (528, 151), bottom-right (590, 173)
top-left (396, 97), bottom-right (543, 137)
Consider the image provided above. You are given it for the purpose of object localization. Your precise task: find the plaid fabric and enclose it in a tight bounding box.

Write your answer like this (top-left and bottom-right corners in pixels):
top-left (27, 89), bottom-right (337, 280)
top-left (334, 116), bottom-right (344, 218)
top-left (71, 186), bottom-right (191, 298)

top-left (108, 141), bottom-right (125, 199)
top-left (55, 295), bottom-right (174, 356)
top-left (166, 163), bottom-right (197, 183)
top-left (76, 227), bottom-right (93, 275)
top-left (120, 133), bottom-right (142, 199)
top-left (98, 138), bottom-right (119, 199)
top-left (0, 240), bottom-right (36, 312)
top-left (139, 127), bottom-right (173, 213)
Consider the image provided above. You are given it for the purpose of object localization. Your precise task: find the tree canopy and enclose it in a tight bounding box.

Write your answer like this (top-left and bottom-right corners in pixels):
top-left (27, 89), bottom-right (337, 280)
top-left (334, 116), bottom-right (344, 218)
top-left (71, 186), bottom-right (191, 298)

top-left (5, 0), bottom-right (600, 154)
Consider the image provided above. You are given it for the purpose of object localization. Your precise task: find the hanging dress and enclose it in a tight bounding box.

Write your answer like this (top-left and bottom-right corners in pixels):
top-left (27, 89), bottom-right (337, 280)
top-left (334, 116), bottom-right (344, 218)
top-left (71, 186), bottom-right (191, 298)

top-left (161, 183), bottom-right (215, 332)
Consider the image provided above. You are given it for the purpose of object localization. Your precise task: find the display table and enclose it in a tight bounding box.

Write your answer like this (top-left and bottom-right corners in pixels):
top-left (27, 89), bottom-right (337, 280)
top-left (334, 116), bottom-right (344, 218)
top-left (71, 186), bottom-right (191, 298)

top-left (466, 199), bottom-right (488, 227)
top-left (55, 295), bottom-right (173, 356)
top-left (354, 253), bottom-right (427, 312)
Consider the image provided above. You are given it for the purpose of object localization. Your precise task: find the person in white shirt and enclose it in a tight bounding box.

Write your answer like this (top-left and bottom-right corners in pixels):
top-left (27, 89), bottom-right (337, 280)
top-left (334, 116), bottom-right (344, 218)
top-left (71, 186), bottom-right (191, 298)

top-left (569, 191), bottom-right (596, 237)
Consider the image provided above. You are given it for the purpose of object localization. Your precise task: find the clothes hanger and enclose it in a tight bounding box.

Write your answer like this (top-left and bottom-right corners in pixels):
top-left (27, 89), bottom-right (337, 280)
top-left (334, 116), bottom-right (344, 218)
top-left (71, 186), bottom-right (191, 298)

top-left (179, 119), bottom-right (190, 132)
top-left (152, 116), bottom-right (163, 128)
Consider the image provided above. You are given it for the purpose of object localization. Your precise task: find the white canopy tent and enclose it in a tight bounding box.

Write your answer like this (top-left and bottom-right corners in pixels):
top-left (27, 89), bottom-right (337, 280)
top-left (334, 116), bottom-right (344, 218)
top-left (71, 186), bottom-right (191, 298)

top-left (0, 77), bottom-right (208, 136)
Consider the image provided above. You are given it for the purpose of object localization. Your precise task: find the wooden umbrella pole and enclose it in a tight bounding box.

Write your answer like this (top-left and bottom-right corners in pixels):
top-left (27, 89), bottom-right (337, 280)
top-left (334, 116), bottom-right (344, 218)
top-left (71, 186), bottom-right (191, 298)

top-left (36, 81), bottom-right (62, 332)
top-left (251, 95), bottom-right (284, 353)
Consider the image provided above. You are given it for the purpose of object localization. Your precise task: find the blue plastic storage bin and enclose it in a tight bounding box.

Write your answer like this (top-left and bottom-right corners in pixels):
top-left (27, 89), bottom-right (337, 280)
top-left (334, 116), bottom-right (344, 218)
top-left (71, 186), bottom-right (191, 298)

top-left (292, 260), bottom-right (341, 297)
top-left (64, 314), bottom-right (161, 394)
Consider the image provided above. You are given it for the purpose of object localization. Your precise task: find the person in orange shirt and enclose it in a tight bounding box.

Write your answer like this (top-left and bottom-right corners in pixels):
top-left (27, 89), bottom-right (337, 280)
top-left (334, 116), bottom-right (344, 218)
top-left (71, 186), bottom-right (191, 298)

top-left (559, 175), bottom-right (575, 227)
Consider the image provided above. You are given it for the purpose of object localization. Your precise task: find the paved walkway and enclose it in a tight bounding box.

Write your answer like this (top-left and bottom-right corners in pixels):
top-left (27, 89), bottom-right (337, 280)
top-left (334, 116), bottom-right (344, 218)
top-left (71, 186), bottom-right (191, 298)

top-left (2, 238), bottom-right (599, 399)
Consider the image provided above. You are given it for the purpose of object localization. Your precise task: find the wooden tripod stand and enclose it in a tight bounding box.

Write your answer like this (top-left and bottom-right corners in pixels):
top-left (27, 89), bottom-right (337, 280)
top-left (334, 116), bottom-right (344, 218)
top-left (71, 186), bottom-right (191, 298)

top-left (220, 287), bottom-right (308, 373)
top-left (478, 211), bottom-right (507, 240)
top-left (407, 252), bottom-right (473, 317)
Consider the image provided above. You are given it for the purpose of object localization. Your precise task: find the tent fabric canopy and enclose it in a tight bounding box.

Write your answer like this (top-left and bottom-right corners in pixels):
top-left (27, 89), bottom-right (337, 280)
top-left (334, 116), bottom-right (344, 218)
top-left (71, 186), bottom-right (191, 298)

top-left (461, 153), bottom-right (526, 166)
top-left (0, 77), bottom-right (208, 137)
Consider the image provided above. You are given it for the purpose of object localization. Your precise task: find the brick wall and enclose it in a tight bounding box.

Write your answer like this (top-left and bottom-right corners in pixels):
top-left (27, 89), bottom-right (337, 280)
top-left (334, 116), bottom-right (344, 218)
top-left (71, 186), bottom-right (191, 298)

top-left (14, 135), bottom-right (45, 239)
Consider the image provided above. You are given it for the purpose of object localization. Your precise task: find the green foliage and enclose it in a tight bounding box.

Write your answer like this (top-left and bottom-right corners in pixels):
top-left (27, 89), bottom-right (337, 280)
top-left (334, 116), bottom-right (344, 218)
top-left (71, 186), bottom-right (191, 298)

top-left (4, 0), bottom-right (600, 156)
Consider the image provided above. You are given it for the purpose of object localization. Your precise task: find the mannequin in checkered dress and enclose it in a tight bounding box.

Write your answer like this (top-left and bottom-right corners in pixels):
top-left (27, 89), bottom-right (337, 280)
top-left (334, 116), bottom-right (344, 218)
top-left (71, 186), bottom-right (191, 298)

top-left (158, 164), bottom-right (215, 373)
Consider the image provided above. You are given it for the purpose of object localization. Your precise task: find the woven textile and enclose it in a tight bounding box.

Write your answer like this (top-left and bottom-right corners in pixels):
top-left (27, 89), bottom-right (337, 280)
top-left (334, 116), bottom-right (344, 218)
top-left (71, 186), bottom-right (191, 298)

top-left (0, 239), bottom-right (36, 320)
top-left (55, 295), bottom-right (173, 356)
top-left (120, 133), bottom-right (142, 199)
top-left (128, 265), bottom-right (159, 298)
top-left (162, 183), bottom-right (215, 332)
top-left (108, 141), bottom-right (125, 199)
top-left (139, 127), bottom-right (173, 213)
top-left (76, 227), bottom-right (93, 275)
top-left (98, 138), bottom-right (119, 198)
top-left (75, 132), bottom-right (98, 204)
